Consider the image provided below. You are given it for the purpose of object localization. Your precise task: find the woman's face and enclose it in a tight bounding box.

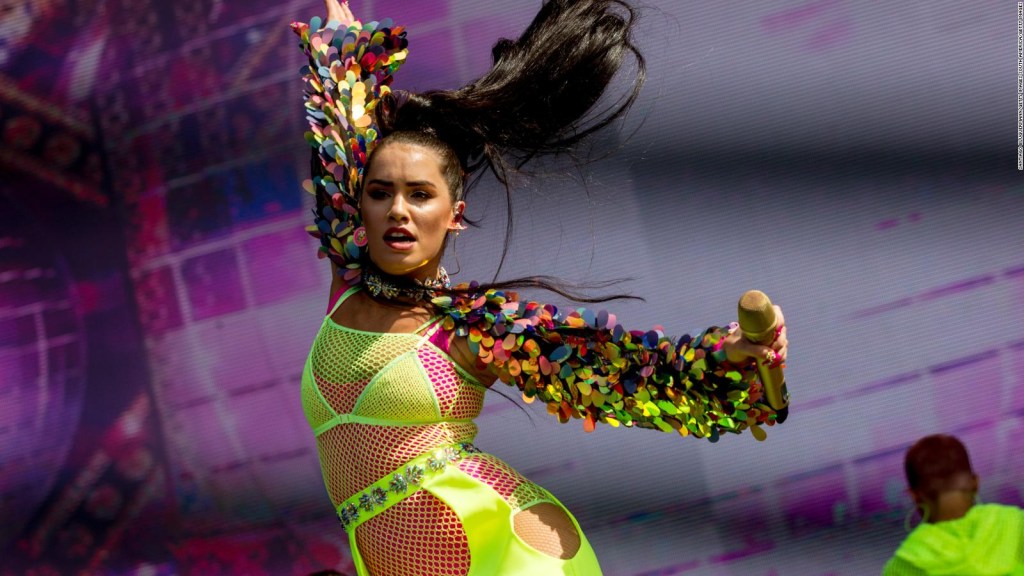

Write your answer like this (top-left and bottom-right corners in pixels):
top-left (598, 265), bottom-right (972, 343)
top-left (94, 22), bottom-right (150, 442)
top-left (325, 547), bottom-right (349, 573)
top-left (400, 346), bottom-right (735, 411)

top-left (360, 142), bottom-right (464, 280)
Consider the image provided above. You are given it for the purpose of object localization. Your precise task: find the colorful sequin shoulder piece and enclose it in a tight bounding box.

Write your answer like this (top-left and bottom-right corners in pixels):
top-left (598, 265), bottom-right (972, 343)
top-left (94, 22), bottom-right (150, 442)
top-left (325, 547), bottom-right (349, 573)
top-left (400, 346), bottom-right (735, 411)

top-left (292, 17), bottom-right (408, 285)
top-left (432, 287), bottom-right (784, 442)
top-left (293, 18), bottom-right (785, 442)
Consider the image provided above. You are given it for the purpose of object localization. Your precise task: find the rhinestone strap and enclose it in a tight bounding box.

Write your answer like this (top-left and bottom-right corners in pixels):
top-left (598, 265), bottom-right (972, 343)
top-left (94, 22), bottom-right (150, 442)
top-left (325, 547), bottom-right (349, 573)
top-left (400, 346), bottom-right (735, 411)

top-left (335, 442), bottom-right (481, 533)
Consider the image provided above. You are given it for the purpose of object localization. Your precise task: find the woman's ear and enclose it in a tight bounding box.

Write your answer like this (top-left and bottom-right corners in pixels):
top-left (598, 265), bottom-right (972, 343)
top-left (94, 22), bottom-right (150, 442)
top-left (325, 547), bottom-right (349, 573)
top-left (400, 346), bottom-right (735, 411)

top-left (908, 488), bottom-right (925, 507)
top-left (449, 200), bottom-right (467, 231)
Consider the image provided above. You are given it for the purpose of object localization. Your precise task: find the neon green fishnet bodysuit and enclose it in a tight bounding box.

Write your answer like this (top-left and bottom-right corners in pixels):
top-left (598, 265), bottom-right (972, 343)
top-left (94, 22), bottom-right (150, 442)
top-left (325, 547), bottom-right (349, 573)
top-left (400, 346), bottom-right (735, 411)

top-left (293, 15), bottom-right (782, 575)
top-left (302, 286), bottom-right (602, 575)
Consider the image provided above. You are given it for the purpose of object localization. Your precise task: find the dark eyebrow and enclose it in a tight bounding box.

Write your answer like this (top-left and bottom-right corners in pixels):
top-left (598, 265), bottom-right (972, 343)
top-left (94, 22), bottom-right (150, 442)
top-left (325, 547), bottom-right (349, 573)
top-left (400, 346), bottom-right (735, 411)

top-left (364, 179), bottom-right (438, 189)
top-left (405, 181), bottom-right (438, 189)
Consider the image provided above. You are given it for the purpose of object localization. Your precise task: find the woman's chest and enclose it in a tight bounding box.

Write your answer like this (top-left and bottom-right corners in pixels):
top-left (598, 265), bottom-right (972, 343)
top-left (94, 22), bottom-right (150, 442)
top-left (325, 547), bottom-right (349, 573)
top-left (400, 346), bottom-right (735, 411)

top-left (311, 329), bottom-right (485, 422)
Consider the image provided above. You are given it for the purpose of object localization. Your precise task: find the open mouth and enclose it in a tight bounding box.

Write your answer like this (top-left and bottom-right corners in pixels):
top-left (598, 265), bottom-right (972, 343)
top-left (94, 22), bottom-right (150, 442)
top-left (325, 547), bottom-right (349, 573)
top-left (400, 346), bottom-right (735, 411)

top-left (384, 229), bottom-right (416, 250)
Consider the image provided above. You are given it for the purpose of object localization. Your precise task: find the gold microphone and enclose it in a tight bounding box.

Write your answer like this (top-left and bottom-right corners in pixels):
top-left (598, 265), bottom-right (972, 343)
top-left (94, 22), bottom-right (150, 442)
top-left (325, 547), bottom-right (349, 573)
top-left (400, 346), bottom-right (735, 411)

top-left (737, 290), bottom-right (789, 419)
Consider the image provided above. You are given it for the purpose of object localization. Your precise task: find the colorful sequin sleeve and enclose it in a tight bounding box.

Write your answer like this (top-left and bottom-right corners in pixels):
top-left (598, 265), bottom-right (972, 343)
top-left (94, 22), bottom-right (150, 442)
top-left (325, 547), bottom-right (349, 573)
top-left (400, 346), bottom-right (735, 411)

top-left (292, 17), bottom-right (408, 282)
top-left (433, 288), bottom-right (786, 442)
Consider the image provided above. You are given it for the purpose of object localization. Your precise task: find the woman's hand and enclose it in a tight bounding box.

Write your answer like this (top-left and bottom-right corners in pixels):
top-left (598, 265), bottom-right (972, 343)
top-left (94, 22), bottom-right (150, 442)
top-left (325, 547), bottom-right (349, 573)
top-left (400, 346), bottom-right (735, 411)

top-left (322, 0), bottom-right (355, 28)
top-left (721, 305), bottom-right (788, 366)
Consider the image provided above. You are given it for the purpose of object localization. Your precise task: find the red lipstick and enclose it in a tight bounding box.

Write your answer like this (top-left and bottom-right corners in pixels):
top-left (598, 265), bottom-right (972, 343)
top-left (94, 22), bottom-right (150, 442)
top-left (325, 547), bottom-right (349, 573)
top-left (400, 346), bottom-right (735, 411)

top-left (383, 227), bottom-right (416, 251)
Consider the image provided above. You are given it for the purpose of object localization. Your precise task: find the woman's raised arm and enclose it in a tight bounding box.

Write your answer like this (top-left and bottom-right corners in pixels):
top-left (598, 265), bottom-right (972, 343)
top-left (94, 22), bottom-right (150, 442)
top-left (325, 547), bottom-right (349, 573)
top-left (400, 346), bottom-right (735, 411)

top-left (292, 0), bottom-right (409, 299)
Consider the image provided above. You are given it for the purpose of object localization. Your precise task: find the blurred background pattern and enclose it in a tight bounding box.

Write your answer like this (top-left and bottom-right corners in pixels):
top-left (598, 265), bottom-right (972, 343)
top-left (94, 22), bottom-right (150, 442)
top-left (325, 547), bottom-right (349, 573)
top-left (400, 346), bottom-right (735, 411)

top-left (0, 0), bottom-right (1017, 574)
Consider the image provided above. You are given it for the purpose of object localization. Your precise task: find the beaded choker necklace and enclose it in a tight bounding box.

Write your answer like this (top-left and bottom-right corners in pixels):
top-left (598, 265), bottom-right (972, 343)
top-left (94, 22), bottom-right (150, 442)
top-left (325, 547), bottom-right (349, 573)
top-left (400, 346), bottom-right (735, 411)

top-left (362, 265), bottom-right (451, 302)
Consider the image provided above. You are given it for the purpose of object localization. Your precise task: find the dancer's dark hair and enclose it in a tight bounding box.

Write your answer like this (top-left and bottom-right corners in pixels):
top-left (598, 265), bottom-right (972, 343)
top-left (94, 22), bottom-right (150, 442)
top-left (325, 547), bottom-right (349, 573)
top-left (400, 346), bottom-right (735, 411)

top-left (374, 0), bottom-right (646, 284)
top-left (904, 434), bottom-right (975, 500)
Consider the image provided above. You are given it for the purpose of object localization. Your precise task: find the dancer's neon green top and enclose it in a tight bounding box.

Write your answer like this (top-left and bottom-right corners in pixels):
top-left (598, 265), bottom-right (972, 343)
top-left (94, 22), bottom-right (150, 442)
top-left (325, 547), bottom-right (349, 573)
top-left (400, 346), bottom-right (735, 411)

top-left (882, 504), bottom-right (1024, 576)
top-left (302, 285), bottom-right (602, 574)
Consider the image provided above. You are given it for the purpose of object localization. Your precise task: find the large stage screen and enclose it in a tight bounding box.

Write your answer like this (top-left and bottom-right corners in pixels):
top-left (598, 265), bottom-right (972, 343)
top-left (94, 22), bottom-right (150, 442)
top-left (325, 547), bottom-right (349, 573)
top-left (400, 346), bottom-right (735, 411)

top-left (0, 0), bottom-right (1015, 574)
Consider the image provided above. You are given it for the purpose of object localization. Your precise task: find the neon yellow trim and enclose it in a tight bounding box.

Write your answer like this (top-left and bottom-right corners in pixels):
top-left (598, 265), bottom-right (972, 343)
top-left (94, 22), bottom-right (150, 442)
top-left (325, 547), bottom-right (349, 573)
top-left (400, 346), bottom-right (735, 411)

top-left (414, 357), bottom-right (444, 418)
top-left (314, 413), bottom-right (476, 436)
top-left (302, 340), bottom-right (340, 428)
top-left (328, 285), bottom-right (361, 318)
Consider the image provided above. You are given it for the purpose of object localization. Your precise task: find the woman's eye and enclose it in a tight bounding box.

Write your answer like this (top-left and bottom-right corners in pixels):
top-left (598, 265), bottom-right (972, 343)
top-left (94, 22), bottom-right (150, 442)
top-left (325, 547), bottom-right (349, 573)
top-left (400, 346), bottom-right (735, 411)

top-left (412, 190), bottom-right (431, 200)
top-left (366, 189), bottom-right (388, 200)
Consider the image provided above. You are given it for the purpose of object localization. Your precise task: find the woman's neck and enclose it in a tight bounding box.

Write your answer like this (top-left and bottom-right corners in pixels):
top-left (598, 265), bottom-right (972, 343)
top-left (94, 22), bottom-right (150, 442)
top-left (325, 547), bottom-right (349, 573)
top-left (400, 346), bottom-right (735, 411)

top-left (926, 491), bottom-right (976, 523)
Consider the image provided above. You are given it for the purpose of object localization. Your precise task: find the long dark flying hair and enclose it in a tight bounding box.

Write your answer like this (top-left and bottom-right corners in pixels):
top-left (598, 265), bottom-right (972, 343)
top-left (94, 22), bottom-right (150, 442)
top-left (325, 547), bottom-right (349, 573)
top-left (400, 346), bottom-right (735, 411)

top-left (374, 0), bottom-right (646, 301)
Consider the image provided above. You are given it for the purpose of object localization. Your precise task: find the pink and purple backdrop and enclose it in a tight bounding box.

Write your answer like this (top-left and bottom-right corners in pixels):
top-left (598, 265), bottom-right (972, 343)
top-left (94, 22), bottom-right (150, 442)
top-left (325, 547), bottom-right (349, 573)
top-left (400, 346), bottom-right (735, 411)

top-left (0, 0), bottom-right (1017, 574)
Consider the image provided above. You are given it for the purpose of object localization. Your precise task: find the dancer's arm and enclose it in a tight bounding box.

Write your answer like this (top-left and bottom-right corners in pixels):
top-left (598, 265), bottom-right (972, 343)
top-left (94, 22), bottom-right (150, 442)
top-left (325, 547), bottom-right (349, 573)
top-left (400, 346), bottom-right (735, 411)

top-left (292, 1), bottom-right (408, 297)
top-left (440, 289), bottom-right (788, 442)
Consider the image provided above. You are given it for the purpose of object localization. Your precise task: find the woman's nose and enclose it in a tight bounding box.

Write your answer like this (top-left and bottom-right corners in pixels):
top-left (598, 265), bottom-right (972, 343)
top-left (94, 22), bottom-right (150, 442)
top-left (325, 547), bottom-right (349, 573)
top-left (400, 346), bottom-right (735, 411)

top-left (387, 194), bottom-right (409, 221)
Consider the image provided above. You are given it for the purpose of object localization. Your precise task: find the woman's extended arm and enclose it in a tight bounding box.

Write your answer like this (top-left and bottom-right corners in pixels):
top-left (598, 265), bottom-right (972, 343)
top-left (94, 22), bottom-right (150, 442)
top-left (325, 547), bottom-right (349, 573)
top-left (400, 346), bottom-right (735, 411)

top-left (438, 288), bottom-right (788, 442)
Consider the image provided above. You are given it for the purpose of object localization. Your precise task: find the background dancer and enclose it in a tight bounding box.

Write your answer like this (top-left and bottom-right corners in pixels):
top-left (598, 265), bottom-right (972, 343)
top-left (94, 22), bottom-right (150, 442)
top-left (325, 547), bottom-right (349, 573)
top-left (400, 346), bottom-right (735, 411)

top-left (883, 434), bottom-right (1024, 576)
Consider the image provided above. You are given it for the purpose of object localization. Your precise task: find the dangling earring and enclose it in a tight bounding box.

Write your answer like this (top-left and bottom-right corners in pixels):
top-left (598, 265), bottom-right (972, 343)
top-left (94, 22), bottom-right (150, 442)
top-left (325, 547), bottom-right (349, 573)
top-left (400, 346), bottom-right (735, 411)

top-left (454, 221), bottom-right (466, 239)
top-left (448, 229), bottom-right (462, 275)
top-left (448, 203), bottom-right (465, 273)
top-left (904, 503), bottom-right (930, 533)
top-left (452, 209), bottom-right (466, 237)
